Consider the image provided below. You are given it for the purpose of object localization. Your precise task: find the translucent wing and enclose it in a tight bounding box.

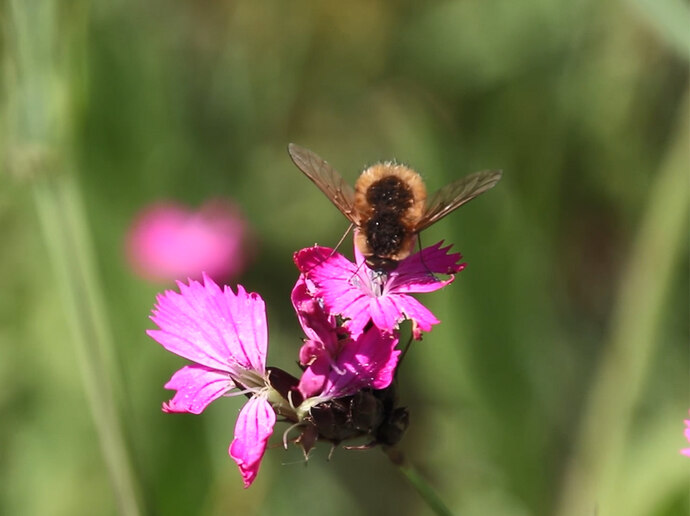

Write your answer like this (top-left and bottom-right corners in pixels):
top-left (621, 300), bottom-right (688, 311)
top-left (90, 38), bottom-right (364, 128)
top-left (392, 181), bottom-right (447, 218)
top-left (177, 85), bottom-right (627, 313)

top-left (288, 143), bottom-right (358, 224)
top-left (416, 169), bottom-right (503, 231)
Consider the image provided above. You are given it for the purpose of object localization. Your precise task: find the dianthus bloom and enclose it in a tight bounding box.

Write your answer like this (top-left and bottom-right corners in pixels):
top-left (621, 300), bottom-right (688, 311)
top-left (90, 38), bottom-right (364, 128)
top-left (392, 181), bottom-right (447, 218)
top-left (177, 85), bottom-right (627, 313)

top-left (294, 239), bottom-right (465, 339)
top-left (148, 272), bottom-right (406, 487)
top-left (291, 276), bottom-right (400, 400)
top-left (681, 412), bottom-right (690, 457)
top-left (148, 274), bottom-right (275, 487)
top-left (127, 199), bottom-right (252, 283)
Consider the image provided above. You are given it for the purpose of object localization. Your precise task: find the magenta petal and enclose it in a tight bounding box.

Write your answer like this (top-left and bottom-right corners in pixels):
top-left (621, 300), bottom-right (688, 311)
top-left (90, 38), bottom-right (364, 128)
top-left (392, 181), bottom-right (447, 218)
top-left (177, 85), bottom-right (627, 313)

top-left (386, 295), bottom-right (439, 335)
top-left (297, 249), bottom-right (372, 337)
top-left (298, 354), bottom-right (330, 398)
top-left (148, 275), bottom-right (267, 373)
top-left (391, 242), bottom-right (465, 294)
top-left (162, 365), bottom-right (234, 414)
top-left (355, 330), bottom-right (400, 391)
top-left (291, 275), bottom-right (339, 349)
top-left (294, 246), bottom-right (334, 273)
top-left (321, 327), bottom-right (400, 399)
top-left (360, 289), bottom-right (439, 338)
top-left (229, 396), bottom-right (276, 488)
top-left (329, 296), bottom-right (373, 339)
top-left (296, 247), bottom-right (364, 293)
top-left (327, 294), bottom-right (370, 328)
top-left (368, 297), bottom-right (400, 334)
top-left (298, 339), bottom-right (323, 365)
top-left (298, 273), bottom-right (371, 337)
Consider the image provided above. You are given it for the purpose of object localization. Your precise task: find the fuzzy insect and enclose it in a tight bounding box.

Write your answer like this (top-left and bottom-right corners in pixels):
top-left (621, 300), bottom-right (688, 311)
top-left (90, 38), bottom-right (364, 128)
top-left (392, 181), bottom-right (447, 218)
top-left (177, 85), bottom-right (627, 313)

top-left (288, 143), bottom-right (502, 271)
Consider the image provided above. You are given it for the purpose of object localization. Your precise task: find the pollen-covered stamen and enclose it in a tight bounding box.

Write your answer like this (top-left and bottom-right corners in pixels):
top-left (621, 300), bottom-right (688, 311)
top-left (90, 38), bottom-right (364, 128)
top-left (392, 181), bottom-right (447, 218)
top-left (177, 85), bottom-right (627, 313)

top-left (366, 269), bottom-right (388, 297)
top-left (223, 386), bottom-right (258, 398)
top-left (232, 368), bottom-right (270, 393)
top-left (347, 266), bottom-right (386, 298)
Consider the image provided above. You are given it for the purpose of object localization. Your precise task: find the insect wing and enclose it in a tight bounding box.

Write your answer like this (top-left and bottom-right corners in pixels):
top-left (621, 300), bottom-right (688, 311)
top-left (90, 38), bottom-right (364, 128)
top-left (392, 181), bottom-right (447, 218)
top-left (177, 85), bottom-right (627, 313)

top-left (288, 143), bottom-right (358, 224)
top-left (416, 169), bottom-right (502, 231)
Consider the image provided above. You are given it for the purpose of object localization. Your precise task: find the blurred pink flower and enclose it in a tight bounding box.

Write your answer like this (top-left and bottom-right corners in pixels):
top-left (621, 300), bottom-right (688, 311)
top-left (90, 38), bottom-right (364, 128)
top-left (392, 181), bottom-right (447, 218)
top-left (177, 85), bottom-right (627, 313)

top-left (291, 276), bottom-right (400, 399)
top-left (294, 239), bottom-right (465, 340)
top-left (681, 413), bottom-right (690, 457)
top-left (126, 200), bottom-right (252, 283)
top-left (148, 274), bottom-right (273, 488)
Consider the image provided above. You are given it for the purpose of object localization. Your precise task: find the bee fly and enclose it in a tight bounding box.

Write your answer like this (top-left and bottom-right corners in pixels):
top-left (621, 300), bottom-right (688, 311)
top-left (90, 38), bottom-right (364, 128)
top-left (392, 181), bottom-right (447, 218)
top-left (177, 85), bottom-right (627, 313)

top-left (288, 143), bottom-right (502, 271)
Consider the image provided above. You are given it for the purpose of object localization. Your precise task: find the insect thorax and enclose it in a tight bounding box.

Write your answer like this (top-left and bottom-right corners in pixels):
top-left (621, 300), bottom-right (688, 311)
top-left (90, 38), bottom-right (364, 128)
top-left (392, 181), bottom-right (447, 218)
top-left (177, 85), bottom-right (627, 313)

top-left (365, 175), bottom-right (414, 213)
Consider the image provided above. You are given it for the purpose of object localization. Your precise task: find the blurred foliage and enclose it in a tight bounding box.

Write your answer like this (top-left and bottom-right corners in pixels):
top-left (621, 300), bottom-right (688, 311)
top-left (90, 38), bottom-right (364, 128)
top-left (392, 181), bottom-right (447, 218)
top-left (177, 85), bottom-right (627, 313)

top-left (1, 0), bottom-right (688, 515)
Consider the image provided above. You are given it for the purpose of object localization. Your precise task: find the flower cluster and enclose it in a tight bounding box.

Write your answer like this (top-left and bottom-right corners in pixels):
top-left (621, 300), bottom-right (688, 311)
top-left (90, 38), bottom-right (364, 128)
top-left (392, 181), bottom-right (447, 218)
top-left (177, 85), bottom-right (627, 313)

top-left (147, 239), bottom-right (464, 487)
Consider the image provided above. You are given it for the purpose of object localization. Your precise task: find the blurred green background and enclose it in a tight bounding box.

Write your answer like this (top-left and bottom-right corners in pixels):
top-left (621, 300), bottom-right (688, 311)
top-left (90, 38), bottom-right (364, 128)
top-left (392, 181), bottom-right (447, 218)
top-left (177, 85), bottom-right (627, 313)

top-left (2, 1), bottom-right (688, 515)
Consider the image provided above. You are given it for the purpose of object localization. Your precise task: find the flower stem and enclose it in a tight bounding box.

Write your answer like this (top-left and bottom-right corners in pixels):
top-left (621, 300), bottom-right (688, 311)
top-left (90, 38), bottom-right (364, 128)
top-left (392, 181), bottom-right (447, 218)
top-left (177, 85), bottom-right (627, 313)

top-left (554, 92), bottom-right (689, 516)
top-left (385, 447), bottom-right (455, 516)
top-left (33, 174), bottom-right (144, 516)
top-left (8, 0), bottom-right (144, 514)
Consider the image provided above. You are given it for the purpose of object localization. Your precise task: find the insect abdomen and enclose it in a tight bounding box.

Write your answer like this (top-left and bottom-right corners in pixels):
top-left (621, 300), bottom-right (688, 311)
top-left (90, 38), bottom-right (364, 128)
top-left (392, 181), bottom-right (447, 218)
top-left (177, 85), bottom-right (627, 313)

top-left (365, 212), bottom-right (406, 257)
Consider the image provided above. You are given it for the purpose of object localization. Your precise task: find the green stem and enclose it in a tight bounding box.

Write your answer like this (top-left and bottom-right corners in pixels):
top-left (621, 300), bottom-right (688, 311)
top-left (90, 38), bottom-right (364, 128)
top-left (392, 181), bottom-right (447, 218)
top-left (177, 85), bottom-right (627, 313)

top-left (386, 447), bottom-right (455, 516)
top-left (554, 93), bottom-right (689, 516)
top-left (7, 0), bottom-right (144, 514)
top-left (33, 174), bottom-right (143, 516)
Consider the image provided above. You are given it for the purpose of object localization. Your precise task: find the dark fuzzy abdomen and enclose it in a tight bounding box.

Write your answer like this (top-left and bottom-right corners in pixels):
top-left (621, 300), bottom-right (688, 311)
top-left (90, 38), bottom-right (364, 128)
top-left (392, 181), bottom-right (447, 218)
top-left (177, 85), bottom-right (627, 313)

top-left (365, 211), bottom-right (407, 257)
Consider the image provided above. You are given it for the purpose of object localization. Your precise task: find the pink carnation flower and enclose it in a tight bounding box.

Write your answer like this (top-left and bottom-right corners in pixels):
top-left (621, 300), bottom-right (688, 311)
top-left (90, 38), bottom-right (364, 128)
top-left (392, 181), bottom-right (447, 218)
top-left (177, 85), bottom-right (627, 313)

top-left (294, 240), bottom-right (465, 340)
top-left (291, 277), bottom-right (400, 400)
top-left (147, 274), bottom-right (273, 488)
top-left (127, 199), bottom-right (252, 283)
top-left (681, 413), bottom-right (690, 457)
